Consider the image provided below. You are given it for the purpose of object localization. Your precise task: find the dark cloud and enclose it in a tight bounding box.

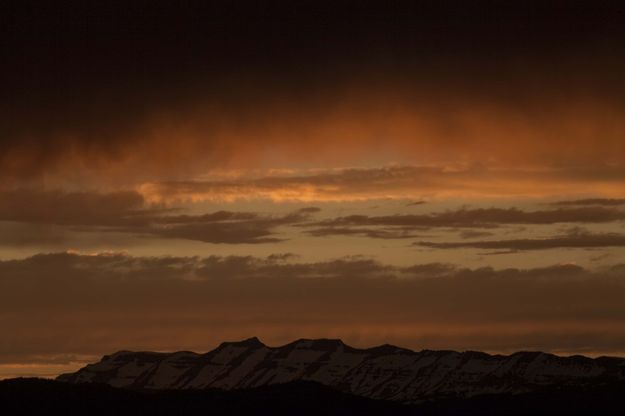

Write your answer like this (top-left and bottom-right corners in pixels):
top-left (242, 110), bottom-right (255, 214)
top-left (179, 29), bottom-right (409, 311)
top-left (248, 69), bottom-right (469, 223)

top-left (145, 216), bottom-right (296, 245)
top-left (306, 227), bottom-right (423, 239)
top-left (3, 187), bottom-right (624, 246)
top-left (150, 223), bottom-right (283, 244)
top-left (150, 211), bottom-right (260, 224)
top-left (139, 209), bottom-right (315, 244)
top-left (2, 252), bottom-right (625, 364)
top-left (0, 189), bottom-right (316, 244)
top-left (297, 207), bottom-right (322, 214)
top-left (312, 207), bottom-right (625, 230)
top-left (416, 229), bottom-right (625, 251)
top-left (2, 2), bottom-right (625, 186)
top-left (551, 198), bottom-right (625, 207)
top-left (459, 230), bottom-right (495, 239)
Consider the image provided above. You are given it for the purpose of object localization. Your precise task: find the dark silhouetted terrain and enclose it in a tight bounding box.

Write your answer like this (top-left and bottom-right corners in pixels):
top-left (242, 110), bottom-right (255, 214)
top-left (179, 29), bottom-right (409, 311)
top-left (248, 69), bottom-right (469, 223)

top-left (58, 338), bottom-right (625, 403)
top-left (3, 377), bottom-right (625, 415)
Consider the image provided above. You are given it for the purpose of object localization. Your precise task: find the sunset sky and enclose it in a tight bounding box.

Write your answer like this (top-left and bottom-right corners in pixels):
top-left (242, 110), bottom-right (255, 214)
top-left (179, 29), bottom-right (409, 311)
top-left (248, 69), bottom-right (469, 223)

top-left (2, 1), bottom-right (625, 378)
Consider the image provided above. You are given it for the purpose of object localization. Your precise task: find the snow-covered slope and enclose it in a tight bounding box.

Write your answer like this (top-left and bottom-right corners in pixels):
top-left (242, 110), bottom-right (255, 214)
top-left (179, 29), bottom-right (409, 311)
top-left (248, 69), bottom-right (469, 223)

top-left (57, 338), bottom-right (625, 402)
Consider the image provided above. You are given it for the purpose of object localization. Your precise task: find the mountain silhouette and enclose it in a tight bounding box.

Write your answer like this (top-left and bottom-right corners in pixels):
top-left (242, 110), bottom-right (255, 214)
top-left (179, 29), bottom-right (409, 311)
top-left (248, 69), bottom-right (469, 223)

top-left (57, 337), bottom-right (625, 403)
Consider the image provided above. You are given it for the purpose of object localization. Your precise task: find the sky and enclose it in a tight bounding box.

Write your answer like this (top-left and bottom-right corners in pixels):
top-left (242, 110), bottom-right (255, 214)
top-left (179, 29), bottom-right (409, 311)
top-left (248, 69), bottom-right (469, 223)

top-left (1, 0), bottom-right (625, 378)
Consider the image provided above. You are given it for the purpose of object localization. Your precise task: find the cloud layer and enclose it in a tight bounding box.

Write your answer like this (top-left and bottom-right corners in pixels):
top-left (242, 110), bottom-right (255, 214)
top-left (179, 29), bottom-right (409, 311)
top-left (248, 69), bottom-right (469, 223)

top-left (2, 252), bottom-right (625, 370)
top-left (139, 165), bottom-right (625, 203)
top-left (416, 231), bottom-right (625, 251)
top-left (314, 206), bottom-right (625, 228)
top-left (0, 189), bottom-right (322, 245)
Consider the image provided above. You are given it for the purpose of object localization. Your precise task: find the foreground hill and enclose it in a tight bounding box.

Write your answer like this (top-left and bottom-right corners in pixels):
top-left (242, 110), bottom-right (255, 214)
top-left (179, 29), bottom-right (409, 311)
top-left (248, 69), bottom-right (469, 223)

top-left (1, 378), bottom-right (409, 416)
top-left (57, 338), bottom-right (625, 403)
top-left (4, 377), bottom-right (625, 415)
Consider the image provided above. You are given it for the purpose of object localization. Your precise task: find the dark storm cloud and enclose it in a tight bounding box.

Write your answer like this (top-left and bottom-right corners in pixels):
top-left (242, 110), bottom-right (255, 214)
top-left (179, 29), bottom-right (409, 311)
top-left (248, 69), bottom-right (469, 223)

top-left (459, 230), bottom-right (495, 239)
top-left (144, 210), bottom-right (315, 244)
top-left (149, 211), bottom-right (260, 224)
top-left (0, 189), bottom-right (316, 244)
top-left (415, 229), bottom-right (625, 251)
top-left (551, 198), bottom-right (625, 207)
top-left (2, 2), bottom-right (625, 183)
top-left (312, 207), bottom-right (625, 229)
top-left (2, 252), bottom-right (625, 363)
top-left (305, 227), bottom-right (425, 239)
top-left (148, 223), bottom-right (282, 244)
top-left (297, 207), bottom-right (322, 214)
top-left (2, 187), bottom-right (623, 245)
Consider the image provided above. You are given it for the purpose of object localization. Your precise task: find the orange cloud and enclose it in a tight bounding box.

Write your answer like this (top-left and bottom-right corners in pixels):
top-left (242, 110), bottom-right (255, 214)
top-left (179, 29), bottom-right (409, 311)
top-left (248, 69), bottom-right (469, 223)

top-left (2, 82), bottom-right (625, 191)
top-left (137, 165), bottom-right (625, 203)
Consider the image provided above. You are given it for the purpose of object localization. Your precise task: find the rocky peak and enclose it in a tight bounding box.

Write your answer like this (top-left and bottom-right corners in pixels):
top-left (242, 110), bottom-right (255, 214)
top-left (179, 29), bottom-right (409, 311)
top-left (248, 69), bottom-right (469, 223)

top-left (218, 337), bottom-right (266, 350)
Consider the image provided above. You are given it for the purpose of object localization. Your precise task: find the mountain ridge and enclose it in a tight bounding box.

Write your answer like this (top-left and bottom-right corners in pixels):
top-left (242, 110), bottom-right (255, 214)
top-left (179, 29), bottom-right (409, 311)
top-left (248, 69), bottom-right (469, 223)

top-left (58, 338), bottom-right (625, 403)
